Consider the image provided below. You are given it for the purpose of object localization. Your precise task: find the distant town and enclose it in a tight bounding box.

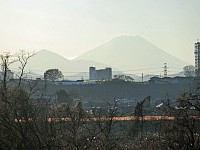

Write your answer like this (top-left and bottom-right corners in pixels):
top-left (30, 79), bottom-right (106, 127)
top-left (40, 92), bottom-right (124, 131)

top-left (0, 40), bottom-right (199, 149)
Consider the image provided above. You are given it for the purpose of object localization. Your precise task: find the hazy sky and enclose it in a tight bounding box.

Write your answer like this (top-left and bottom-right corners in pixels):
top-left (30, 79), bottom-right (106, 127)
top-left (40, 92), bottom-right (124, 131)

top-left (0, 0), bottom-right (200, 64)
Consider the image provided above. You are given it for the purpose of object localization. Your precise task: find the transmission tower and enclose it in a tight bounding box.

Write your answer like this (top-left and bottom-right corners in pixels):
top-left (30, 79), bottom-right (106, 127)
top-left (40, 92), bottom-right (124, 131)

top-left (163, 63), bottom-right (168, 77)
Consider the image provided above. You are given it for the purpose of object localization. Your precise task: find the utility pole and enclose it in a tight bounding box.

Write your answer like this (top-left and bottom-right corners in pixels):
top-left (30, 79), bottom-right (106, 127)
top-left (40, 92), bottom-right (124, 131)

top-left (44, 73), bottom-right (47, 95)
top-left (142, 73), bottom-right (143, 83)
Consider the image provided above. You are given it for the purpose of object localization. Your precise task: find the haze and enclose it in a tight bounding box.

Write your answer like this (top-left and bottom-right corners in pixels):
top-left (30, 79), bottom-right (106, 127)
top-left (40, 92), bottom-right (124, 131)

top-left (0, 0), bottom-right (200, 64)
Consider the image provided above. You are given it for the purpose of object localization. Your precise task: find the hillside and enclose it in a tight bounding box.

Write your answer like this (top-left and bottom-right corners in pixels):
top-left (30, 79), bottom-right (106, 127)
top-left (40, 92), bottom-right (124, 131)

top-left (10, 50), bottom-right (110, 80)
top-left (9, 36), bottom-right (189, 80)
top-left (76, 35), bottom-right (188, 74)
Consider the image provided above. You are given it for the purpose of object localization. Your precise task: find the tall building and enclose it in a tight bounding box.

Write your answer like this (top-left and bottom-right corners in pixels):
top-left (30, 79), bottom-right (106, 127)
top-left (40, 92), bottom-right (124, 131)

top-left (89, 67), bottom-right (97, 80)
top-left (195, 40), bottom-right (200, 77)
top-left (89, 67), bottom-right (112, 80)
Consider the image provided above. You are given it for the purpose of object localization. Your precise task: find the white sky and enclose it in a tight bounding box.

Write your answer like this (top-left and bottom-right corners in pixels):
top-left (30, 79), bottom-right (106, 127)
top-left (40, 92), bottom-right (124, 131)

top-left (0, 0), bottom-right (200, 64)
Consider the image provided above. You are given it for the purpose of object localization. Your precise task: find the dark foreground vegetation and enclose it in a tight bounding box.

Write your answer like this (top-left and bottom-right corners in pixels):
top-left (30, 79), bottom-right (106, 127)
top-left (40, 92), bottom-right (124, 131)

top-left (0, 52), bottom-right (200, 150)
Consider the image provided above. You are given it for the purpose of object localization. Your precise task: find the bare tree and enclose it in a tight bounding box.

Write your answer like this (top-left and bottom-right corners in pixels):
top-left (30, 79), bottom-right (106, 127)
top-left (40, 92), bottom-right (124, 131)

top-left (0, 51), bottom-right (59, 149)
top-left (113, 74), bottom-right (134, 82)
top-left (183, 65), bottom-right (195, 77)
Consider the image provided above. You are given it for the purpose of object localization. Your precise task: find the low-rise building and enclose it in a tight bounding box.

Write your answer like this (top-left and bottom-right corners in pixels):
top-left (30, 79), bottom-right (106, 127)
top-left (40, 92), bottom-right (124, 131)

top-left (149, 76), bottom-right (196, 84)
top-left (89, 67), bottom-right (112, 81)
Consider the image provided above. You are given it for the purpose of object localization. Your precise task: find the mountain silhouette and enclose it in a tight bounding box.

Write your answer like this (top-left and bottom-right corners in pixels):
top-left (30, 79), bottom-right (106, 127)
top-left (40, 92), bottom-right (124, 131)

top-left (76, 35), bottom-right (188, 74)
top-left (10, 36), bottom-right (189, 80)
top-left (10, 49), bottom-right (109, 80)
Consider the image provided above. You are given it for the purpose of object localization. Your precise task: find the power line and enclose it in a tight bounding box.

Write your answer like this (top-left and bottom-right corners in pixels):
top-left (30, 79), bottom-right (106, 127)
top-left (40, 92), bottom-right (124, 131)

top-left (10, 65), bottom-right (183, 76)
top-left (122, 67), bottom-right (162, 72)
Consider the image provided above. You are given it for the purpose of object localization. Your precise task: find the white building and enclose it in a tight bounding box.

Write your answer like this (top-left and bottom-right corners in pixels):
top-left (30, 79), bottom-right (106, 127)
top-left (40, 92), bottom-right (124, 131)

top-left (89, 67), bottom-right (112, 80)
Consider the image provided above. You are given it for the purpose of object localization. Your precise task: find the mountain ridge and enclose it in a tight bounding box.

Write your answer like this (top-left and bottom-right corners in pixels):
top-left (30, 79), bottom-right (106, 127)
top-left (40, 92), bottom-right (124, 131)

top-left (10, 35), bottom-right (190, 80)
top-left (10, 49), bottom-right (110, 80)
top-left (76, 35), bottom-right (188, 73)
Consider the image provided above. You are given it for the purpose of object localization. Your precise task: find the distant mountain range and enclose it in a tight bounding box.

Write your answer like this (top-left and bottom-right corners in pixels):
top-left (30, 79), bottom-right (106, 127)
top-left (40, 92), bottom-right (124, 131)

top-left (10, 35), bottom-right (189, 80)
top-left (10, 50), bottom-right (109, 80)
